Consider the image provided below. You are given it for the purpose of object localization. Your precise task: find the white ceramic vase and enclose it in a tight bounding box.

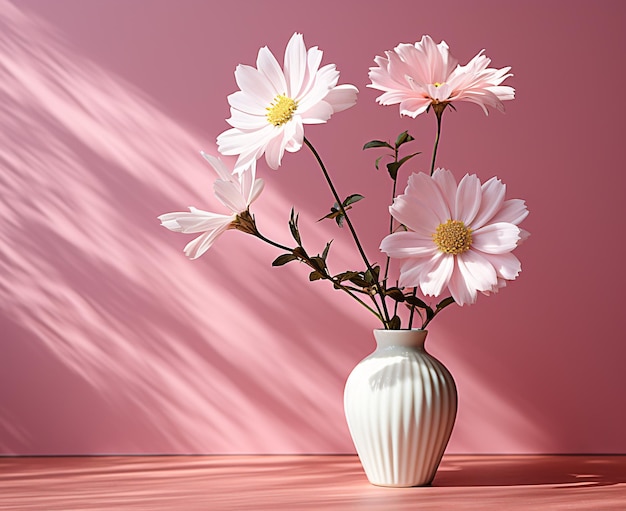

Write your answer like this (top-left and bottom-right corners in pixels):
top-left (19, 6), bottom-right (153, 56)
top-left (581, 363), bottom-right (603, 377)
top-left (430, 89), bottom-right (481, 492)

top-left (344, 329), bottom-right (457, 487)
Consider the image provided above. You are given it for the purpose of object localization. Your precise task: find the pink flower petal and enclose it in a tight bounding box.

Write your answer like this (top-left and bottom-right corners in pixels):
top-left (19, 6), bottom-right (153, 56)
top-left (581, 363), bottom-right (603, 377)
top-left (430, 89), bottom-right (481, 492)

top-left (389, 195), bottom-right (441, 236)
top-left (490, 199), bottom-right (529, 225)
top-left (472, 222), bottom-right (520, 254)
top-left (471, 176), bottom-right (506, 229)
top-left (368, 35), bottom-right (513, 118)
top-left (455, 173), bottom-right (481, 224)
top-left (397, 252), bottom-right (443, 289)
top-left (380, 231), bottom-right (438, 258)
top-left (480, 252), bottom-right (521, 281)
top-left (406, 172), bottom-right (450, 224)
top-left (419, 252), bottom-right (454, 297)
top-left (432, 168), bottom-right (457, 214)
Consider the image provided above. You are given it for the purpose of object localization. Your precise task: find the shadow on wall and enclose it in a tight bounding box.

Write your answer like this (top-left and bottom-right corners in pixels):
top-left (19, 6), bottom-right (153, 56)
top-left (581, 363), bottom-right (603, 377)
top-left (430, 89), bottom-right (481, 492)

top-left (0, 1), bottom-right (548, 455)
top-left (0, 1), bottom-right (377, 455)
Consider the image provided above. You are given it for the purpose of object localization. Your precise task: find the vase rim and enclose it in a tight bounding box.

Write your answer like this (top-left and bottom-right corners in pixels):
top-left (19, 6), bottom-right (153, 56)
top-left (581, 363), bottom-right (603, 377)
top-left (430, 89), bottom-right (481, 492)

top-left (373, 328), bottom-right (428, 333)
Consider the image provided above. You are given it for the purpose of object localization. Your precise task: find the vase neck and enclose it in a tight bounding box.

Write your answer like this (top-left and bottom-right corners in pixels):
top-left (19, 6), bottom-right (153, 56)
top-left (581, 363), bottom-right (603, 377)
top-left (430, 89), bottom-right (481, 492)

top-left (373, 329), bottom-right (428, 349)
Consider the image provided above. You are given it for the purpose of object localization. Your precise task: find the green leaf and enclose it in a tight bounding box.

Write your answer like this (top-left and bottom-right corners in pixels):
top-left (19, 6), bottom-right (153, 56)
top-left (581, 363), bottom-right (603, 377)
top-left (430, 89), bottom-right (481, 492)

top-left (321, 241), bottom-right (332, 261)
top-left (374, 155), bottom-right (383, 170)
top-left (318, 208), bottom-right (341, 222)
top-left (387, 151), bottom-right (421, 180)
top-left (289, 208), bottom-right (301, 245)
top-left (364, 265), bottom-right (380, 285)
top-left (363, 140), bottom-right (393, 150)
top-left (405, 295), bottom-right (430, 309)
top-left (343, 194), bottom-right (364, 207)
top-left (292, 246), bottom-right (308, 259)
top-left (436, 296), bottom-right (456, 310)
top-left (309, 271), bottom-right (324, 281)
top-left (272, 254), bottom-right (298, 267)
top-left (388, 315), bottom-right (402, 330)
top-left (386, 161), bottom-right (401, 181)
top-left (385, 287), bottom-right (405, 302)
top-left (395, 131), bottom-right (414, 148)
top-left (348, 275), bottom-right (369, 287)
top-left (335, 271), bottom-right (360, 282)
top-left (310, 256), bottom-right (326, 273)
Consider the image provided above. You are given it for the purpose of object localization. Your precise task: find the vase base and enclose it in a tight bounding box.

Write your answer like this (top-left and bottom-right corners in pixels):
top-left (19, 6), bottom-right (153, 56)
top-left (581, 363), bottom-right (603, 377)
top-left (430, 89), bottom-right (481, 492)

top-left (369, 482), bottom-right (433, 488)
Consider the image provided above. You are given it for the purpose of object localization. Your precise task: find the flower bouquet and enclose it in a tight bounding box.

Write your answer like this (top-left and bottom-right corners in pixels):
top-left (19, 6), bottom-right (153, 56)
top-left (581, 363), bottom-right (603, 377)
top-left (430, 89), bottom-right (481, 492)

top-left (159, 33), bottom-right (528, 486)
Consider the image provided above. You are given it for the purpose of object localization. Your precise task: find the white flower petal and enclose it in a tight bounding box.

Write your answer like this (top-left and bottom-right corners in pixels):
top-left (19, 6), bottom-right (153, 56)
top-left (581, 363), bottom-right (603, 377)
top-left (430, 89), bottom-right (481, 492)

top-left (200, 152), bottom-right (233, 182)
top-left (217, 34), bottom-right (356, 169)
top-left (298, 101), bottom-right (334, 124)
top-left (322, 84), bottom-right (358, 113)
top-left (214, 180), bottom-right (247, 212)
top-left (183, 224), bottom-right (230, 260)
top-left (227, 90), bottom-right (268, 116)
top-left (233, 64), bottom-right (275, 105)
top-left (256, 46), bottom-right (287, 93)
top-left (226, 108), bottom-right (268, 130)
top-left (159, 209), bottom-right (234, 234)
top-left (284, 33), bottom-right (307, 97)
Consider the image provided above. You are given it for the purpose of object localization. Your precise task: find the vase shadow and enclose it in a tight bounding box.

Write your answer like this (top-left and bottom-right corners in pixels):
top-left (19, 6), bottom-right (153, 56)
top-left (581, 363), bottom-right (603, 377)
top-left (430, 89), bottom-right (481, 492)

top-left (432, 456), bottom-right (626, 488)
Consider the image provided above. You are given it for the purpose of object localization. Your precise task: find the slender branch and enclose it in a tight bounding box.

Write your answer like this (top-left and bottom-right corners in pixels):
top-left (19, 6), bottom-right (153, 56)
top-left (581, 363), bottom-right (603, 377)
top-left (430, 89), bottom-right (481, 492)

top-left (422, 295), bottom-right (454, 329)
top-left (430, 105), bottom-right (445, 176)
top-left (408, 287), bottom-right (418, 328)
top-left (304, 137), bottom-right (391, 326)
top-left (383, 146), bottom-right (399, 285)
top-left (248, 215), bottom-right (382, 321)
top-left (409, 105), bottom-right (445, 329)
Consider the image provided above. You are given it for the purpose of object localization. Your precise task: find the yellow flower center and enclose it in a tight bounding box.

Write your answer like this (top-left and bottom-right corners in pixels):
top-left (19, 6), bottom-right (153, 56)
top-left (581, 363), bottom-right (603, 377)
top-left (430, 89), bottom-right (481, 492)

top-left (433, 82), bottom-right (444, 87)
top-left (266, 95), bottom-right (298, 126)
top-left (433, 219), bottom-right (473, 255)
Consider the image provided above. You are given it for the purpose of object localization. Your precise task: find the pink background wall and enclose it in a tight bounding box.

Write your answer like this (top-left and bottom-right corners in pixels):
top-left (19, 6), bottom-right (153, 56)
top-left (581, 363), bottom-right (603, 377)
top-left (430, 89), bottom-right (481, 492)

top-left (1, 0), bottom-right (625, 455)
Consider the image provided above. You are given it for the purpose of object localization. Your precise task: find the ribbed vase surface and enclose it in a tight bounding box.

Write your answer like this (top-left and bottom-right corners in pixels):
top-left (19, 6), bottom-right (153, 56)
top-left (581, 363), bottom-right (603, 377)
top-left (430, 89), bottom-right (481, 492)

top-left (344, 329), bottom-right (457, 487)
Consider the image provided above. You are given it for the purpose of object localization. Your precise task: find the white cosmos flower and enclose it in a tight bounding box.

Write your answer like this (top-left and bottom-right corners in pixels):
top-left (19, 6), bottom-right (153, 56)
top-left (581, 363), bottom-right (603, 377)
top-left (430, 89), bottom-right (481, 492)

top-left (216, 32), bottom-right (358, 173)
top-left (158, 152), bottom-right (264, 259)
top-left (380, 169), bottom-right (529, 306)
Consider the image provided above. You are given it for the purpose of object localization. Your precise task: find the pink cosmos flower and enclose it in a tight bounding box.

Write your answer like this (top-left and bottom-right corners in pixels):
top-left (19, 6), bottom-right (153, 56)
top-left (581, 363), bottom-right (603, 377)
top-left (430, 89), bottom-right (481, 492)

top-left (217, 32), bottom-right (358, 173)
top-left (368, 35), bottom-right (514, 118)
top-left (380, 169), bottom-right (529, 306)
top-left (158, 152), bottom-right (264, 259)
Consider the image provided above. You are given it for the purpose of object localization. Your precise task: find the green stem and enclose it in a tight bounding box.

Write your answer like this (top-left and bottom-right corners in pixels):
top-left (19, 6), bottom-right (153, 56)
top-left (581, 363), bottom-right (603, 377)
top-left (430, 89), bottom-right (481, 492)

top-left (383, 146), bottom-right (399, 286)
top-left (421, 296), bottom-right (454, 329)
top-left (430, 106), bottom-right (444, 176)
top-left (251, 223), bottom-right (381, 321)
top-left (304, 137), bottom-right (391, 326)
top-left (408, 287), bottom-right (418, 329)
top-left (409, 106), bottom-right (445, 329)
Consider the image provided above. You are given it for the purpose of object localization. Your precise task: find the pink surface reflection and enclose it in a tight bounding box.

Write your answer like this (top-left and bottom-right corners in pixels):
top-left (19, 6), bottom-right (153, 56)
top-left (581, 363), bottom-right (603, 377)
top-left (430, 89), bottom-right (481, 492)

top-left (1, 456), bottom-right (625, 511)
